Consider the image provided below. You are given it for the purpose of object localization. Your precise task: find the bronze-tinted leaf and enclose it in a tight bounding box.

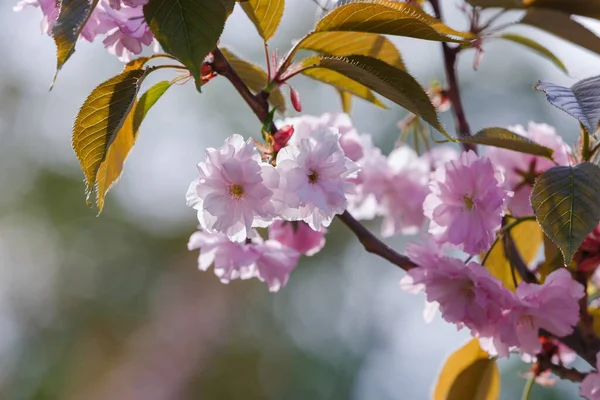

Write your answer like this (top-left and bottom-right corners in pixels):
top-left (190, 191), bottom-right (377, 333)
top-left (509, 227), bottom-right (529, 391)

top-left (298, 32), bottom-right (406, 70)
top-left (52, 0), bottom-right (100, 80)
top-left (96, 81), bottom-right (173, 211)
top-left (520, 9), bottom-right (600, 56)
top-left (434, 339), bottom-right (500, 400)
top-left (297, 55), bottom-right (449, 137)
top-left (499, 33), bottom-right (567, 73)
top-left (144, 0), bottom-right (228, 91)
top-left (72, 69), bottom-right (147, 195)
top-left (315, 1), bottom-right (473, 42)
top-left (531, 163), bottom-right (600, 263)
top-left (468, 0), bottom-right (600, 18)
top-left (459, 127), bottom-right (554, 158)
top-left (240, 0), bottom-right (285, 41)
top-left (301, 66), bottom-right (386, 109)
top-left (220, 47), bottom-right (286, 113)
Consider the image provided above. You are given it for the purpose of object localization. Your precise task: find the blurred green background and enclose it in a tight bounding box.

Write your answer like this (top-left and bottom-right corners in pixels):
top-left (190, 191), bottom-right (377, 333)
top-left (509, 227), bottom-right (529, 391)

top-left (2, 1), bottom-right (600, 399)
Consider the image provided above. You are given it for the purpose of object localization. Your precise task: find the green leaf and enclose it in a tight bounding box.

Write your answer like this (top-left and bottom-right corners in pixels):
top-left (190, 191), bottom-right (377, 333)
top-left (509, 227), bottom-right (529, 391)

top-left (531, 162), bottom-right (600, 264)
top-left (499, 33), bottom-right (567, 73)
top-left (301, 66), bottom-right (386, 109)
top-left (520, 9), bottom-right (600, 56)
top-left (484, 219), bottom-right (543, 291)
top-left (219, 47), bottom-right (286, 113)
top-left (315, 1), bottom-right (473, 43)
top-left (240, 0), bottom-right (285, 41)
top-left (459, 127), bottom-right (554, 158)
top-left (95, 80), bottom-right (173, 212)
top-left (297, 55), bottom-right (449, 138)
top-left (434, 339), bottom-right (500, 400)
top-left (535, 76), bottom-right (600, 133)
top-left (297, 32), bottom-right (406, 70)
top-left (72, 69), bottom-right (147, 195)
top-left (143, 0), bottom-right (228, 91)
top-left (51, 0), bottom-right (100, 81)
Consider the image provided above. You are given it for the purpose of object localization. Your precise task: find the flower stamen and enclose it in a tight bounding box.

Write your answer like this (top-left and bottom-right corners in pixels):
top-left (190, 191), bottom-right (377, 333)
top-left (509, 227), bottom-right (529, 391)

top-left (228, 184), bottom-right (245, 199)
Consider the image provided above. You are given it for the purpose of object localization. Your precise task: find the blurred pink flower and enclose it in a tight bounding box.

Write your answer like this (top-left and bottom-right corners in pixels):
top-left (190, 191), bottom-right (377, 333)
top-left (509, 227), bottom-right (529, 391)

top-left (269, 220), bottom-right (326, 256)
top-left (276, 127), bottom-right (359, 231)
top-left (424, 150), bottom-right (508, 255)
top-left (186, 134), bottom-right (279, 242)
top-left (401, 240), bottom-right (513, 334)
top-left (581, 353), bottom-right (600, 400)
top-left (487, 122), bottom-right (571, 217)
top-left (14, 0), bottom-right (58, 34)
top-left (484, 269), bottom-right (584, 357)
top-left (252, 239), bottom-right (300, 292)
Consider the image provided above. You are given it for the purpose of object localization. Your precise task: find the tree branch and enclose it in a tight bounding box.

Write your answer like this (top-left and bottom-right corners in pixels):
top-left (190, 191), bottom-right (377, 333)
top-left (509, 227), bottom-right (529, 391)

top-left (429, 0), bottom-right (476, 152)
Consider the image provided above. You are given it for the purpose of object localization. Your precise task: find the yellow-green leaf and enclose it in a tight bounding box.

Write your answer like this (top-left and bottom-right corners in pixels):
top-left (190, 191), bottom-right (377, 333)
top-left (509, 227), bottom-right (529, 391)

top-left (240, 0), bottom-right (285, 41)
top-left (520, 9), bottom-right (600, 56)
top-left (297, 55), bottom-right (449, 138)
top-left (144, 0), bottom-right (228, 91)
top-left (297, 32), bottom-right (406, 70)
top-left (220, 47), bottom-right (286, 113)
top-left (301, 67), bottom-right (386, 109)
top-left (315, 1), bottom-right (473, 42)
top-left (51, 0), bottom-right (100, 81)
top-left (459, 127), bottom-right (554, 159)
top-left (499, 33), bottom-right (567, 73)
top-left (338, 89), bottom-right (352, 113)
top-left (95, 81), bottom-right (173, 211)
top-left (434, 339), bottom-right (500, 400)
top-left (72, 69), bottom-right (147, 195)
top-left (484, 219), bottom-right (543, 291)
top-left (531, 163), bottom-right (600, 264)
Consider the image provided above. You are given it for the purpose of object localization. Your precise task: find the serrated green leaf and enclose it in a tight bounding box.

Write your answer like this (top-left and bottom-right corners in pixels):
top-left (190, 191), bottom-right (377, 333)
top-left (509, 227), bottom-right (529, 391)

top-left (297, 32), bottom-right (406, 70)
top-left (499, 33), bottom-right (567, 73)
top-left (531, 163), bottom-right (600, 264)
top-left (143, 0), bottom-right (227, 91)
top-left (219, 47), bottom-right (286, 113)
top-left (301, 66), bottom-right (386, 109)
top-left (520, 8), bottom-right (600, 56)
top-left (535, 76), bottom-right (600, 133)
top-left (459, 127), bottom-right (554, 158)
top-left (315, 1), bottom-right (473, 42)
top-left (297, 55), bottom-right (449, 138)
top-left (51, 0), bottom-right (100, 81)
top-left (434, 339), bottom-right (499, 400)
top-left (484, 219), bottom-right (543, 291)
top-left (72, 69), bottom-right (147, 195)
top-left (240, 0), bottom-right (284, 41)
top-left (95, 80), bottom-right (173, 212)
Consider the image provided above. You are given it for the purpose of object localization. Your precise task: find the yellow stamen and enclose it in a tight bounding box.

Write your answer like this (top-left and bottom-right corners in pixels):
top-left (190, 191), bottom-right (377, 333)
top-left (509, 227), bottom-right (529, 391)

top-left (463, 195), bottom-right (474, 210)
top-left (308, 170), bottom-right (319, 184)
top-left (229, 184), bottom-right (245, 199)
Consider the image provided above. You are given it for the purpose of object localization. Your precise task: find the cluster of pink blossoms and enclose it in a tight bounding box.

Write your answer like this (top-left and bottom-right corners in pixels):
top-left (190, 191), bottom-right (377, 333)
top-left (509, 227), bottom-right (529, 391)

top-left (15, 0), bottom-right (156, 62)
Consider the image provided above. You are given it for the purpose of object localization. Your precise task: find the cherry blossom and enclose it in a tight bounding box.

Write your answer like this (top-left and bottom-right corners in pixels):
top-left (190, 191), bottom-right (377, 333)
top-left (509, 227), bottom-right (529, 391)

top-left (14, 0), bottom-right (58, 34)
top-left (276, 127), bottom-right (359, 231)
top-left (487, 122), bottom-right (571, 217)
top-left (581, 353), bottom-right (600, 400)
top-left (424, 150), bottom-right (508, 255)
top-left (269, 220), bottom-right (326, 256)
top-left (186, 134), bottom-right (279, 242)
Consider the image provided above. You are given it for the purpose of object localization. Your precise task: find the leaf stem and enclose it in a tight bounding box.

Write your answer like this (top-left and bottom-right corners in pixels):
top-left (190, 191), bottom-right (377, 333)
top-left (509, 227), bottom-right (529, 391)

top-left (430, 0), bottom-right (476, 153)
top-left (520, 375), bottom-right (535, 400)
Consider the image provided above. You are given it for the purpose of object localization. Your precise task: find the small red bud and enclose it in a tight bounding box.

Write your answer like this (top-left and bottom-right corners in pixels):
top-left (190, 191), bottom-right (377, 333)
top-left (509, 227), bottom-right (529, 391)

top-left (289, 85), bottom-right (302, 112)
top-left (273, 125), bottom-right (294, 152)
top-left (200, 62), bottom-right (217, 85)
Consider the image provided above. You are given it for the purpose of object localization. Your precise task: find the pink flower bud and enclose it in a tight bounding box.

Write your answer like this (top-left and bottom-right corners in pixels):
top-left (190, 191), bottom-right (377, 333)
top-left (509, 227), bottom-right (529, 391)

top-left (273, 125), bottom-right (294, 152)
top-left (289, 85), bottom-right (302, 112)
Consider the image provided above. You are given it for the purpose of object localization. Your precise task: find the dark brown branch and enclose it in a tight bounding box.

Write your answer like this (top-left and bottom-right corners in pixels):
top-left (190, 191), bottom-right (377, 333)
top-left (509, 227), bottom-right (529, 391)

top-left (537, 352), bottom-right (588, 383)
top-left (430, 0), bottom-right (476, 152)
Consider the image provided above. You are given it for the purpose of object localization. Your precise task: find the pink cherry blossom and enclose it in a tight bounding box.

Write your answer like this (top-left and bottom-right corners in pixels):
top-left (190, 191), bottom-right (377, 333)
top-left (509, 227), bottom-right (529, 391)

top-left (276, 127), bottom-right (359, 231)
top-left (186, 134), bottom-right (279, 242)
top-left (269, 220), bottom-right (326, 256)
top-left (424, 150), bottom-right (508, 255)
top-left (483, 269), bottom-right (584, 357)
top-left (188, 231), bottom-right (299, 292)
top-left (400, 240), bottom-right (513, 335)
top-left (252, 239), bottom-right (300, 292)
top-left (487, 122), bottom-right (571, 216)
top-left (279, 113), bottom-right (367, 162)
top-left (581, 353), bottom-right (600, 400)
